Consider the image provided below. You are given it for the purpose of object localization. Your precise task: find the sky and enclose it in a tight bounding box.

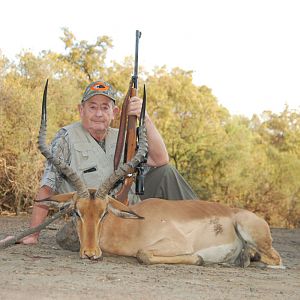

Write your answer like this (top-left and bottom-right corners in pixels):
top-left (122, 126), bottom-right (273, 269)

top-left (1, 0), bottom-right (299, 117)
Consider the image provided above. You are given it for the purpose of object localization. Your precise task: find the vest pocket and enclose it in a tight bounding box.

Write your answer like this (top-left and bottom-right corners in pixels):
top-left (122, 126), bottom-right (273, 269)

top-left (74, 143), bottom-right (96, 164)
top-left (73, 143), bottom-right (100, 187)
top-left (74, 143), bottom-right (92, 159)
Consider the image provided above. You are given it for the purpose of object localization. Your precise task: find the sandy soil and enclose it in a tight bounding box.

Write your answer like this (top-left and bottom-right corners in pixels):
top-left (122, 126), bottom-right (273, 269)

top-left (0, 215), bottom-right (299, 300)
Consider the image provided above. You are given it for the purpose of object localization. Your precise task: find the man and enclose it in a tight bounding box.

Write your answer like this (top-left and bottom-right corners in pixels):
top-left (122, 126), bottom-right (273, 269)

top-left (20, 80), bottom-right (198, 245)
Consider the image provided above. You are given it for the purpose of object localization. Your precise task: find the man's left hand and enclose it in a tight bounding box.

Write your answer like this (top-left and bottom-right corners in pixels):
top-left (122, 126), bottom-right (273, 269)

top-left (127, 96), bottom-right (145, 118)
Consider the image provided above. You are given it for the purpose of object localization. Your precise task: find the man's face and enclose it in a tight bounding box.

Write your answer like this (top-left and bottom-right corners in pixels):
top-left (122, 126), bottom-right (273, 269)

top-left (79, 94), bottom-right (119, 136)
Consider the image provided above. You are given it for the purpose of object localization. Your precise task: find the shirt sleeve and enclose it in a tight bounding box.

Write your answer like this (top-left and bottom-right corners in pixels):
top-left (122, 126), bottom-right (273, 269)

top-left (40, 128), bottom-right (71, 192)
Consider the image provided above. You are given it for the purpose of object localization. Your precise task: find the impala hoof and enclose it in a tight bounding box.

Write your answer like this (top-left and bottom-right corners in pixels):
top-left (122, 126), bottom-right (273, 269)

top-left (196, 255), bottom-right (204, 266)
top-left (81, 253), bottom-right (103, 261)
top-left (136, 250), bottom-right (152, 265)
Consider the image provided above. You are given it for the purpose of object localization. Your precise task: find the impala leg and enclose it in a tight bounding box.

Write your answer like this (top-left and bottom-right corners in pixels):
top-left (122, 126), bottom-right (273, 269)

top-left (235, 210), bottom-right (283, 267)
top-left (259, 247), bottom-right (282, 267)
top-left (136, 249), bottom-right (203, 265)
top-left (248, 225), bottom-right (282, 267)
top-left (135, 237), bottom-right (203, 265)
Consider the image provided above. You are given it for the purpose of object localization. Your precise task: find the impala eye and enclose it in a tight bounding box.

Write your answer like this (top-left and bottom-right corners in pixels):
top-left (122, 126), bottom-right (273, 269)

top-left (73, 210), bottom-right (81, 218)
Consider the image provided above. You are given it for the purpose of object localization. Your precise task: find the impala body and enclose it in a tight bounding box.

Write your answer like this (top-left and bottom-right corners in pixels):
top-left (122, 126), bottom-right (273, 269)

top-left (59, 193), bottom-right (281, 267)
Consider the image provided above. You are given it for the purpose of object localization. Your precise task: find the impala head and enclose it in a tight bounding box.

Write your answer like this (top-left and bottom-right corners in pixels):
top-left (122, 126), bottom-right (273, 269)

top-left (74, 192), bottom-right (107, 259)
top-left (38, 80), bottom-right (147, 260)
top-left (44, 191), bottom-right (142, 259)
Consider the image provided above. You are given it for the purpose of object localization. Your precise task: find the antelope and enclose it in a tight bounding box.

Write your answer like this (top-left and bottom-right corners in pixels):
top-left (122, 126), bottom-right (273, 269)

top-left (37, 81), bottom-right (282, 268)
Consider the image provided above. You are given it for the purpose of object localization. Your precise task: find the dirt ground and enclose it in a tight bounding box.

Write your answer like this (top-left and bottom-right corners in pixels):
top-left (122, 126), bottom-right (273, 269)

top-left (0, 215), bottom-right (299, 300)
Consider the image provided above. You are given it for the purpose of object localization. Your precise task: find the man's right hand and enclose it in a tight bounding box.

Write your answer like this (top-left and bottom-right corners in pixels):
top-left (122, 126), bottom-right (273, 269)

top-left (0, 234), bottom-right (38, 245)
top-left (20, 234), bottom-right (39, 245)
top-left (0, 186), bottom-right (51, 247)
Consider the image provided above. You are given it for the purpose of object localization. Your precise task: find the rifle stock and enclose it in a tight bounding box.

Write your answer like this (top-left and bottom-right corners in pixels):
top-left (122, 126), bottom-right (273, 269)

top-left (126, 87), bottom-right (138, 161)
top-left (113, 80), bottom-right (132, 171)
top-left (114, 89), bottom-right (137, 205)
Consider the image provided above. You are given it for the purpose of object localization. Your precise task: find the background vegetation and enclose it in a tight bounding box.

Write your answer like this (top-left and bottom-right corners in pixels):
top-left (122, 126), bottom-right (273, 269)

top-left (1, 29), bottom-right (299, 227)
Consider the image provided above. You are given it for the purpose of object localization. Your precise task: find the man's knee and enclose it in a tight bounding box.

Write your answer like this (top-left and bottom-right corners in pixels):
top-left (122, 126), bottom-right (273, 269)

top-left (148, 164), bottom-right (176, 178)
top-left (144, 164), bottom-right (198, 200)
top-left (160, 164), bottom-right (175, 175)
top-left (152, 164), bottom-right (188, 184)
top-left (56, 221), bottom-right (80, 252)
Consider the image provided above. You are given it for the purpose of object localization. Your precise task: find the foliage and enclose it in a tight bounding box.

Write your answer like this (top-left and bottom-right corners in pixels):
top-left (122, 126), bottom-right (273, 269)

top-left (59, 27), bottom-right (113, 83)
top-left (146, 67), bottom-right (229, 198)
top-left (0, 30), bottom-right (299, 227)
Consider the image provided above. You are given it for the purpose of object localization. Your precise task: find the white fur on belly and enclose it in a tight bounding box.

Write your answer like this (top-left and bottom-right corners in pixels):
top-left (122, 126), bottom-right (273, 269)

top-left (196, 239), bottom-right (242, 264)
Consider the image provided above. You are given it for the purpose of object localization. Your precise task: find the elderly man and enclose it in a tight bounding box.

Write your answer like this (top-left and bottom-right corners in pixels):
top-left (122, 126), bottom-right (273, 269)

top-left (21, 80), bottom-right (198, 245)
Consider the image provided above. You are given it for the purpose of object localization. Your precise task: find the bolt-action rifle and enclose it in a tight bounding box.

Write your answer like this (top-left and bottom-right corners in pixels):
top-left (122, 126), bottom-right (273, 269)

top-left (113, 30), bottom-right (147, 205)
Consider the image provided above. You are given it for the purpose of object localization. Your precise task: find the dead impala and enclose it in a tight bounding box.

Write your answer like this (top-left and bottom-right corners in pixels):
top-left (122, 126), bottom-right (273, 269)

top-left (37, 81), bottom-right (282, 268)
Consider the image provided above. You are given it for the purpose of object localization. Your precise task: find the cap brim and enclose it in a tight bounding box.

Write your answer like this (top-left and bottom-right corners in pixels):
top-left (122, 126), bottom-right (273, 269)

top-left (82, 92), bottom-right (116, 104)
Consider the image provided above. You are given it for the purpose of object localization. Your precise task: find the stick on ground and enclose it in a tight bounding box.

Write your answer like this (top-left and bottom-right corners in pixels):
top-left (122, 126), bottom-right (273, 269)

top-left (0, 204), bottom-right (72, 249)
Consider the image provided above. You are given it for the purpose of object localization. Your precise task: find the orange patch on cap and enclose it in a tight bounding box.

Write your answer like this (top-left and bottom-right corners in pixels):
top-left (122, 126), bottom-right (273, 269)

top-left (90, 82), bottom-right (109, 91)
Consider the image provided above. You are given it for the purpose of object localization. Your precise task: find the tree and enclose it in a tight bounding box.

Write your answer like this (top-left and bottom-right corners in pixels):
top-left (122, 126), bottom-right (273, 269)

top-left (58, 27), bottom-right (113, 83)
top-left (146, 66), bottom-right (229, 198)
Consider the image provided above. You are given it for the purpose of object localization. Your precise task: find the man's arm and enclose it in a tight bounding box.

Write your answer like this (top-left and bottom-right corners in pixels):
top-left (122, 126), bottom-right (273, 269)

top-left (127, 96), bottom-right (169, 166)
top-left (21, 186), bottom-right (52, 244)
top-left (144, 114), bottom-right (169, 166)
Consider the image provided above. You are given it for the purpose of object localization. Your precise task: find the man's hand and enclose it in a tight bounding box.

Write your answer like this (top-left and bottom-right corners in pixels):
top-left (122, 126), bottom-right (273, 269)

top-left (127, 96), bottom-right (148, 119)
top-left (20, 234), bottom-right (39, 245)
top-left (0, 234), bottom-right (38, 245)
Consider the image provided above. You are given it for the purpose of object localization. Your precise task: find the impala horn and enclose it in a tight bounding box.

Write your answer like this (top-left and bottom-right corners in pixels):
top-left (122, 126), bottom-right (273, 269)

top-left (95, 125), bottom-right (148, 199)
top-left (38, 80), bottom-right (89, 198)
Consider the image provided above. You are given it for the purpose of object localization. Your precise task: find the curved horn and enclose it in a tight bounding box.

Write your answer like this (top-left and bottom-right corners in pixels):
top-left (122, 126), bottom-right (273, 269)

top-left (38, 80), bottom-right (89, 198)
top-left (95, 125), bottom-right (148, 199)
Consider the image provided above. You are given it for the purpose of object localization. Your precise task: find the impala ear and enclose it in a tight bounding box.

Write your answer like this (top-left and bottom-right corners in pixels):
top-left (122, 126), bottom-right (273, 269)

top-left (107, 197), bottom-right (144, 220)
top-left (35, 192), bottom-right (77, 203)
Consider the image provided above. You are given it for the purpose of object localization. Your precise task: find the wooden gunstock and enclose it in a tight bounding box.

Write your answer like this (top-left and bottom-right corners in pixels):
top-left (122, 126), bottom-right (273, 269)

top-left (113, 80), bottom-right (132, 171)
top-left (125, 87), bottom-right (138, 161)
top-left (114, 87), bottom-right (138, 205)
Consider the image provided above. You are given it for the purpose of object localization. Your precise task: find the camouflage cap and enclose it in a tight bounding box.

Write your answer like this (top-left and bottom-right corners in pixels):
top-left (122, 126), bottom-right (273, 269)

top-left (82, 80), bottom-right (117, 104)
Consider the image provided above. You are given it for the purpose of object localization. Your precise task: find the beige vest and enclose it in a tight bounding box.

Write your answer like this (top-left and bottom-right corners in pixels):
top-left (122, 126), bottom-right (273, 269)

top-left (58, 122), bottom-right (139, 204)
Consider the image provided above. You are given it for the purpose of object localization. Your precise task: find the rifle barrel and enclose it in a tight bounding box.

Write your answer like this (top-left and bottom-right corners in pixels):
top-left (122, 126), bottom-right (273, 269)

top-left (133, 30), bottom-right (142, 89)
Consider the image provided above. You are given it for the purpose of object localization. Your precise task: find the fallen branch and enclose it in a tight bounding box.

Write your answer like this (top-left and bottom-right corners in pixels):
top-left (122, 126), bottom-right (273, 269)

top-left (0, 204), bottom-right (72, 249)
